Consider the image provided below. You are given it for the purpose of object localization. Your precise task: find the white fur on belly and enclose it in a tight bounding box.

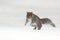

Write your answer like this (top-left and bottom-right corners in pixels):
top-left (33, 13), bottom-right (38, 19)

top-left (28, 19), bottom-right (37, 27)
top-left (28, 19), bottom-right (31, 22)
top-left (30, 23), bottom-right (37, 27)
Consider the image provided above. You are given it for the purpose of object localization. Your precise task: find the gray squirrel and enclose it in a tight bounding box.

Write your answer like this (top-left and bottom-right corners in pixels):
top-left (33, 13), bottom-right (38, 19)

top-left (25, 12), bottom-right (55, 30)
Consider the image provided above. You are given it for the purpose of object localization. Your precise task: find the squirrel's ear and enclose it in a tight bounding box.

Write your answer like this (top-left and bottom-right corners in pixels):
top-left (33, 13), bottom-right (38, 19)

top-left (31, 12), bottom-right (33, 13)
top-left (26, 12), bottom-right (29, 13)
top-left (26, 11), bottom-right (33, 14)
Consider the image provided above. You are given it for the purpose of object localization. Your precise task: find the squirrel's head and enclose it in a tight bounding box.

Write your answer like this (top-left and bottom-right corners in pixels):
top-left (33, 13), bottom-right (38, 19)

top-left (26, 12), bottom-right (33, 19)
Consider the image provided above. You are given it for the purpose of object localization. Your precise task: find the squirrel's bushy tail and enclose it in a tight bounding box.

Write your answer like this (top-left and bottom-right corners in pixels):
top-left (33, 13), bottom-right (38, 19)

top-left (50, 22), bottom-right (56, 27)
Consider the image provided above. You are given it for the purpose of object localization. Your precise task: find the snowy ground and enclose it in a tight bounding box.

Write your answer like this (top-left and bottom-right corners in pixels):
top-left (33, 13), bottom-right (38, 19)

top-left (0, 0), bottom-right (60, 40)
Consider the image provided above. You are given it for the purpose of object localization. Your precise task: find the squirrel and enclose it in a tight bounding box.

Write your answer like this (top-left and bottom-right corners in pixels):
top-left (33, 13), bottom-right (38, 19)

top-left (25, 12), bottom-right (55, 30)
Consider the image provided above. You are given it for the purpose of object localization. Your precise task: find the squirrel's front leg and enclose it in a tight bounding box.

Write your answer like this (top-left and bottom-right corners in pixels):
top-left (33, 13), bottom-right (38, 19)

top-left (25, 18), bottom-right (29, 25)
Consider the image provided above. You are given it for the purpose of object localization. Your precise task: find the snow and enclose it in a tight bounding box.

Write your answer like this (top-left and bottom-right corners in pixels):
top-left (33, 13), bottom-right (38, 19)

top-left (0, 0), bottom-right (60, 40)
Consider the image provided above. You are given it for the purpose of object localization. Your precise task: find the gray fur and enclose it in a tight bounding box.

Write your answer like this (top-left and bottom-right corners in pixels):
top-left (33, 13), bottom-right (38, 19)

top-left (25, 12), bottom-right (55, 30)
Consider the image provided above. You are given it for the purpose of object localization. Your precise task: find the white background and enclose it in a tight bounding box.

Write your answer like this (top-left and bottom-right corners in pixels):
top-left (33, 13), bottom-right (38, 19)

top-left (0, 0), bottom-right (60, 40)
